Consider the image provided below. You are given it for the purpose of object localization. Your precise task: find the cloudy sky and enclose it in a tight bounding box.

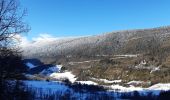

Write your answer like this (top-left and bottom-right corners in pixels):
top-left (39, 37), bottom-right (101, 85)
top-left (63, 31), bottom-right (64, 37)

top-left (21, 0), bottom-right (170, 40)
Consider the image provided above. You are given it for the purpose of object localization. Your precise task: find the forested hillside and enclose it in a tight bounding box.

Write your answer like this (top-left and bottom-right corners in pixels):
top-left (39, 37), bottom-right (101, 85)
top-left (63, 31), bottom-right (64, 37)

top-left (23, 26), bottom-right (170, 63)
top-left (22, 26), bottom-right (170, 86)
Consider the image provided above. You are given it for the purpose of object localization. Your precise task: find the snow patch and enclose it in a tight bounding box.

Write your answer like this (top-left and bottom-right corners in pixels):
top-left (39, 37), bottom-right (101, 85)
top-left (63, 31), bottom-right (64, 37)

top-left (110, 84), bottom-right (143, 92)
top-left (23, 80), bottom-right (170, 98)
top-left (127, 81), bottom-right (143, 85)
top-left (115, 54), bottom-right (138, 58)
top-left (148, 83), bottom-right (170, 91)
top-left (150, 66), bottom-right (160, 73)
top-left (140, 60), bottom-right (146, 65)
top-left (99, 79), bottom-right (122, 84)
top-left (91, 77), bottom-right (122, 84)
top-left (40, 65), bottom-right (62, 75)
top-left (76, 81), bottom-right (98, 85)
top-left (25, 62), bottom-right (36, 69)
top-left (69, 60), bottom-right (100, 65)
top-left (49, 71), bottom-right (77, 83)
top-left (109, 83), bottom-right (170, 95)
top-left (23, 80), bottom-right (70, 94)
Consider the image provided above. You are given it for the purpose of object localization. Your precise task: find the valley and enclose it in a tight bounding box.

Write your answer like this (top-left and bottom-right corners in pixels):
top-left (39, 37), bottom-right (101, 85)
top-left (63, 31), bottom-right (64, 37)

top-left (22, 26), bottom-right (170, 96)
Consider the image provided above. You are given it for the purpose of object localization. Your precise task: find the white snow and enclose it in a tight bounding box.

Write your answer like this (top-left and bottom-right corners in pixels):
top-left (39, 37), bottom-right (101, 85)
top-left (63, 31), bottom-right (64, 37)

top-left (114, 54), bottom-right (138, 58)
top-left (112, 80), bottom-right (122, 83)
top-left (23, 80), bottom-right (170, 99)
top-left (91, 77), bottom-right (122, 84)
top-left (24, 81), bottom-right (170, 93)
top-left (99, 79), bottom-right (122, 84)
top-left (150, 66), bottom-right (160, 73)
top-left (23, 80), bottom-right (70, 94)
top-left (49, 71), bottom-right (77, 83)
top-left (140, 60), bottom-right (146, 65)
top-left (96, 55), bottom-right (109, 57)
top-left (127, 81), bottom-right (143, 85)
top-left (134, 61), bottom-right (160, 72)
top-left (40, 65), bottom-right (63, 75)
top-left (110, 84), bottom-right (143, 92)
top-left (69, 60), bottom-right (100, 65)
top-left (25, 62), bottom-right (36, 69)
top-left (76, 81), bottom-right (98, 85)
top-left (148, 83), bottom-right (170, 91)
top-left (109, 83), bottom-right (170, 95)
top-left (56, 65), bottom-right (62, 72)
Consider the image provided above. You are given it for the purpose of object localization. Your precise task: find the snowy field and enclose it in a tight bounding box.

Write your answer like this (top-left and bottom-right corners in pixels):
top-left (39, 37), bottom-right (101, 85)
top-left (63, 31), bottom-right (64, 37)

top-left (23, 80), bottom-right (170, 99)
top-left (24, 61), bottom-right (170, 99)
top-left (24, 62), bottom-right (170, 95)
top-left (24, 80), bottom-right (170, 94)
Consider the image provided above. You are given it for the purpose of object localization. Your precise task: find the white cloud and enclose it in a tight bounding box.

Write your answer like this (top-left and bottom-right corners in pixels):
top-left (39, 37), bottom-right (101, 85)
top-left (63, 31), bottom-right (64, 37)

top-left (15, 33), bottom-right (84, 47)
top-left (20, 36), bottom-right (30, 46)
top-left (32, 33), bottom-right (57, 42)
top-left (13, 33), bottom-right (57, 47)
top-left (12, 34), bottom-right (30, 47)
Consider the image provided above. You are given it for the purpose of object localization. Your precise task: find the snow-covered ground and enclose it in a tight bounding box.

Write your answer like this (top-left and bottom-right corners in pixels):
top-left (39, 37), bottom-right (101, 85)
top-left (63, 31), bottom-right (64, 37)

top-left (148, 83), bottom-right (170, 91)
top-left (23, 80), bottom-right (170, 98)
top-left (23, 60), bottom-right (170, 98)
top-left (76, 81), bottom-right (98, 85)
top-left (114, 54), bottom-right (138, 58)
top-left (91, 77), bottom-right (122, 84)
top-left (24, 62), bottom-right (170, 94)
top-left (150, 66), bottom-right (160, 73)
top-left (127, 80), bottom-right (144, 85)
top-left (40, 65), bottom-right (63, 75)
top-left (68, 60), bottom-right (100, 65)
top-left (26, 62), bottom-right (36, 69)
top-left (99, 79), bottom-right (122, 84)
top-left (50, 71), bottom-right (77, 83)
top-left (23, 80), bottom-right (113, 99)
top-left (109, 83), bottom-right (170, 95)
top-left (23, 80), bottom-right (71, 95)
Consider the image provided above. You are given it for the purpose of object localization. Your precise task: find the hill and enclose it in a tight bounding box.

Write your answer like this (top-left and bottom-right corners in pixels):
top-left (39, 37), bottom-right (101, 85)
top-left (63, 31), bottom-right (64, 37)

top-left (22, 26), bottom-right (170, 87)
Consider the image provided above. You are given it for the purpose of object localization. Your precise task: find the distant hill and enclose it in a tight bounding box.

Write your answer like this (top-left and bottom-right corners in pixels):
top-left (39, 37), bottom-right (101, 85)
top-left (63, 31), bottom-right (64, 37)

top-left (22, 26), bottom-right (170, 86)
top-left (22, 26), bottom-right (170, 63)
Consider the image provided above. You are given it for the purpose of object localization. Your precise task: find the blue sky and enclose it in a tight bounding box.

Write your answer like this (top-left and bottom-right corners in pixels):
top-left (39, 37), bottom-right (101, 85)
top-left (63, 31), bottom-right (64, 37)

top-left (21, 0), bottom-right (170, 40)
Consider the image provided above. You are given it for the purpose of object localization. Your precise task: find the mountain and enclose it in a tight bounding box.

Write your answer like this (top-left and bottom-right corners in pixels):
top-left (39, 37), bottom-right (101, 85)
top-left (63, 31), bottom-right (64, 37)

top-left (22, 26), bottom-right (170, 87)
top-left (22, 26), bottom-right (170, 63)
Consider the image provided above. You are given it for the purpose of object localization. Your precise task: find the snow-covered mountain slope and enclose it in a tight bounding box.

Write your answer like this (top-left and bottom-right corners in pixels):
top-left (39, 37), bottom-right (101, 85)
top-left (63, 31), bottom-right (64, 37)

top-left (21, 26), bottom-right (170, 63)
top-left (21, 26), bottom-right (170, 91)
top-left (24, 61), bottom-right (78, 83)
top-left (27, 64), bottom-right (62, 75)
top-left (25, 62), bottom-right (36, 69)
top-left (23, 59), bottom-right (44, 67)
top-left (24, 60), bottom-right (63, 75)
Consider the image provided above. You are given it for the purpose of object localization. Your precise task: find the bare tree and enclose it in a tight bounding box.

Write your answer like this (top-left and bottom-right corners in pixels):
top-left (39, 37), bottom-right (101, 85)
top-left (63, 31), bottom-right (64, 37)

top-left (0, 0), bottom-right (29, 47)
top-left (0, 0), bottom-right (30, 99)
top-left (0, 0), bottom-right (29, 76)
